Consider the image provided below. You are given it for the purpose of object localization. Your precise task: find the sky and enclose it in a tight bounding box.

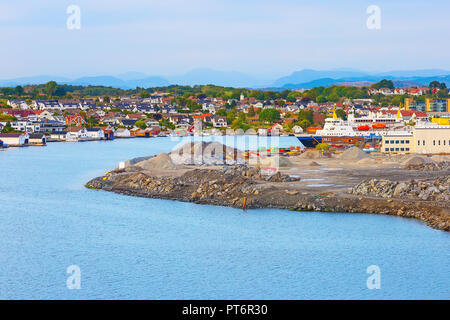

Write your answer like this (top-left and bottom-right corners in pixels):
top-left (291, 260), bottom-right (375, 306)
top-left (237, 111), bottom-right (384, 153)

top-left (0, 0), bottom-right (449, 79)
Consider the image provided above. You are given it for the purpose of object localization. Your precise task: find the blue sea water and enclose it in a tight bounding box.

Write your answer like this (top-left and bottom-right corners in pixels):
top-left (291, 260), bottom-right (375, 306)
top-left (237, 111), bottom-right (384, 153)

top-left (0, 136), bottom-right (449, 299)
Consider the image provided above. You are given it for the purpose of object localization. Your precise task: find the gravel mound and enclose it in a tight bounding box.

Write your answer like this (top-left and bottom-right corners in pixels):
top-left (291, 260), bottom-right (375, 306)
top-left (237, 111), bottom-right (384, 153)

top-left (308, 161), bottom-right (321, 166)
top-left (136, 153), bottom-right (176, 170)
top-left (170, 141), bottom-right (244, 165)
top-left (260, 156), bottom-right (293, 168)
top-left (357, 158), bottom-right (375, 164)
top-left (401, 156), bottom-right (429, 166)
top-left (299, 150), bottom-right (321, 159)
top-left (337, 147), bottom-right (368, 160)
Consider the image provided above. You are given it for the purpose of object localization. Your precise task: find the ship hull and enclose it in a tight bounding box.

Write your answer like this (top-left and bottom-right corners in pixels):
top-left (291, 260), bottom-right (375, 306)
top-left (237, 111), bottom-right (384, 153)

top-left (296, 136), bottom-right (322, 148)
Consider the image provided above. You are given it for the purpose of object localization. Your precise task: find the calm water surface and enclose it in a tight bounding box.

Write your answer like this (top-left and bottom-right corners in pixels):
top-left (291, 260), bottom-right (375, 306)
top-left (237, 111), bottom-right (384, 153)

top-left (0, 137), bottom-right (449, 299)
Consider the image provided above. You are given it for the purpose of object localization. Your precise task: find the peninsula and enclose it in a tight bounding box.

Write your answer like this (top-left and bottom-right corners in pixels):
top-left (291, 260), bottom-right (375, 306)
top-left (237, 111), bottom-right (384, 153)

top-left (86, 142), bottom-right (450, 232)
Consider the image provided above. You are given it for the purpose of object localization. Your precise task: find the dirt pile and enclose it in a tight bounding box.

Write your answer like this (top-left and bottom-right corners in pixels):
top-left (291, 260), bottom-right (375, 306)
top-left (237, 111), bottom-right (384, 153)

top-left (337, 147), bottom-right (368, 160)
top-left (136, 153), bottom-right (176, 170)
top-left (259, 156), bottom-right (293, 168)
top-left (170, 141), bottom-right (244, 165)
top-left (298, 150), bottom-right (321, 159)
top-left (401, 156), bottom-right (431, 166)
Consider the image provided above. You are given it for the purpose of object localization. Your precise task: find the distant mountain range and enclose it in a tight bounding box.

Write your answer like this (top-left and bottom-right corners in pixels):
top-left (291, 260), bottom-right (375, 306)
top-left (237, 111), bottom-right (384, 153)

top-left (273, 69), bottom-right (450, 89)
top-left (1, 68), bottom-right (449, 90)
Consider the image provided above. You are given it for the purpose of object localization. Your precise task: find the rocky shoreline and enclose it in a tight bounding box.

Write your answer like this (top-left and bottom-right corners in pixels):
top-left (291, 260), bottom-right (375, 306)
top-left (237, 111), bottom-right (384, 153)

top-left (86, 163), bottom-right (450, 232)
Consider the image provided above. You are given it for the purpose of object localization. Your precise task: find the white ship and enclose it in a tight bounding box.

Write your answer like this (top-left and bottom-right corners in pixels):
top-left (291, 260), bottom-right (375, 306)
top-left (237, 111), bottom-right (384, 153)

top-left (316, 107), bottom-right (412, 138)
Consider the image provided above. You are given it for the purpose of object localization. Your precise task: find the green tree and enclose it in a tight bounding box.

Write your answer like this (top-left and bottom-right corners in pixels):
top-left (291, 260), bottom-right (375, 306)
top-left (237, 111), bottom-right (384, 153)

top-left (226, 109), bottom-right (237, 124)
top-left (140, 91), bottom-right (150, 98)
top-left (45, 81), bottom-right (58, 97)
top-left (298, 119), bottom-right (311, 130)
top-left (216, 108), bottom-right (227, 117)
top-left (315, 143), bottom-right (329, 154)
top-left (15, 85), bottom-right (24, 96)
top-left (335, 108), bottom-right (347, 120)
top-left (259, 109), bottom-right (280, 123)
top-left (135, 120), bottom-right (147, 129)
top-left (372, 79), bottom-right (394, 89)
top-left (231, 118), bottom-right (250, 131)
top-left (1, 121), bottom-right (15, 133)
top-left (317, 95), bottom-right (327, 103)
top-left (297, 109), bottom-right (314, 123)
top-left (247, 106), bottom-right (256, 117)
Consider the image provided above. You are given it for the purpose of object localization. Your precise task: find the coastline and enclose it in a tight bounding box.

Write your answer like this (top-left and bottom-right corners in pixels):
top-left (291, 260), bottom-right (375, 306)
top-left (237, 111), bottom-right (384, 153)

top-left (86, 161), bottom-right (450, 232)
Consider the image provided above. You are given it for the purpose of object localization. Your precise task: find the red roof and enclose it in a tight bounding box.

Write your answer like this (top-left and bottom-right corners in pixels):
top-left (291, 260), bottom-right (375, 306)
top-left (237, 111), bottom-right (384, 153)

top-left (381, 110), bottom-right (428, 117)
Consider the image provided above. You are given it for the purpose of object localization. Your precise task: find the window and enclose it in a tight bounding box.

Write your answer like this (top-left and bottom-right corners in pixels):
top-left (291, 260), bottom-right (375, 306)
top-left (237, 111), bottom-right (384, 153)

top-left (401, 148), bottom-right (404, 151)
top-left (406, 140), bottom-right (410, 144)
top-left (406, 148), bottom-right (410, 151)
top-left (418, 140), bottom-right (420, 146)
top-left (395, 148), bottom-right (399, 151)
top-left (385, 148), bottom-right (389, 152)
top-left (433, 140), bottom-right (435, 146)
top-left (390, 148), bottom-right (394, 151)
top-left (396, 140), bottom-right (399, 144)
top-left (386, 140), bottom-right (389, 144)
top-left (423, 140), bottom-right (425, 145)
top-left (400, 140), bottom-right (404, 144)
top-left (438, 140), bottom-right (440, 146)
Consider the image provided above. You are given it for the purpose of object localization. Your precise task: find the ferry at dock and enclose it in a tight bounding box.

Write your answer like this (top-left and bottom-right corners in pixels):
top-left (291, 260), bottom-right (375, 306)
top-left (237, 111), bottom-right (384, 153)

top-left (297, 107), bottom-right (412, 148)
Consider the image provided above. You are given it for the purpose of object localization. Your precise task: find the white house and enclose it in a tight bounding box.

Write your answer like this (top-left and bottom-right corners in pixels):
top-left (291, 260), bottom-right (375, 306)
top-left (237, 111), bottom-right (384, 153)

top-left (86, 128), bottom-right (105, 140)
top-left (114, 128), bottom-right (131, 138)
top-left (211, 116), bottom-right (227, 128)
top-left (292, 125), bottom-right (304, 134)
top-left (66, 127), bottom-right (88, 142)
top-left (7, 100), bottom-right (29, 110)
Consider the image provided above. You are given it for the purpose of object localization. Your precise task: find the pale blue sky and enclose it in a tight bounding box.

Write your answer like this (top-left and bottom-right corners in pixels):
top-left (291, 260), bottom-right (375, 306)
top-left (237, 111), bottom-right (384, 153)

top-left (0, 0), bottom-right (449, 78)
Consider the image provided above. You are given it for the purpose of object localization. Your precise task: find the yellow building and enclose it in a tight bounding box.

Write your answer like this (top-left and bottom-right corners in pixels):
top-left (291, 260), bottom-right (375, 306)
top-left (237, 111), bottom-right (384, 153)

top-left (382, 134), bottom-right (414, 154)
top-left (432, 118), bottom-right (450, 125)
top-left (414, 125), bottom-right (450, 154)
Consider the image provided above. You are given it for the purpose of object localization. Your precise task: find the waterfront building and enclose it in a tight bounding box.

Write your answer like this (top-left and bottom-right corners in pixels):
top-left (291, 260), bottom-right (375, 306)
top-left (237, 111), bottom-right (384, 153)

top-left (414, 125), bottom-right (450, 154)
top-left (66, 127), bottom-right (88, 142)
top-left (381, 133), bottom-right (414, 154)
top-left (0, 133), bottom-right (29, 146)
top-left (86, 128), bottom-right (105, 140)
top-left (28, 133), bottom-right (47, 145)
top-left (115, 128), bottom-right (131, 138)
top-left (49, 131), bottom-right (67, 141)
top-left (381, 124), bottom-right (450, 154)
